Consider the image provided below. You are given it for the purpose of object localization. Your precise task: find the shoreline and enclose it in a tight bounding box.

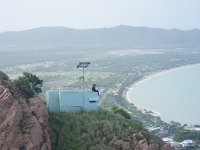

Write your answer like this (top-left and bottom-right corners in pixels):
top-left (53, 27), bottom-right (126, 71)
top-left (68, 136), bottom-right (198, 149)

top-left (123, 63), bottom-right (200, 117)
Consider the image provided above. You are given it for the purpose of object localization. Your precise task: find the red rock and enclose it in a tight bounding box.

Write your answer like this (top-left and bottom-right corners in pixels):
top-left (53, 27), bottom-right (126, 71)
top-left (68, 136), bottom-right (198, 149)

top-left (0, 82), bottom-right (51, 150)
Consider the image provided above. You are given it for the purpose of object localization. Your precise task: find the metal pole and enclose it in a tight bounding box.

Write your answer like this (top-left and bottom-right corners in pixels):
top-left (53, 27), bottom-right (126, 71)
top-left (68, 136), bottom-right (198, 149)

top-left (77, 62), bottom-right (90, 110)
top-left (83, 67), bottom-right (85, 109)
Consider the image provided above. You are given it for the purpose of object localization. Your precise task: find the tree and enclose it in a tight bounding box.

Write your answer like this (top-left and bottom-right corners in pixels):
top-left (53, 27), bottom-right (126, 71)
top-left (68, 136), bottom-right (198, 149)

top-left (15, 72), bottom-right (43, 98)
top-left (170, 121), bottom-right (181, 127)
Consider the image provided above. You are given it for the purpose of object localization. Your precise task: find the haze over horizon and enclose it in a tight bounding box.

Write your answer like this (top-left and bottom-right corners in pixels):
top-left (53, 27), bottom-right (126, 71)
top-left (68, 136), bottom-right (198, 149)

top-left (1, 25), bottom-right (200, 34)
top-left (0, 0), bottom-right (200, 32)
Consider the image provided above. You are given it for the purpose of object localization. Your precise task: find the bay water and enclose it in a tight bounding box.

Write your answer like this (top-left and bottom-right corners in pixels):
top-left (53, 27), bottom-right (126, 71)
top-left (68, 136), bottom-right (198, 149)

top-left (127, 64), bottom-right (200, 125)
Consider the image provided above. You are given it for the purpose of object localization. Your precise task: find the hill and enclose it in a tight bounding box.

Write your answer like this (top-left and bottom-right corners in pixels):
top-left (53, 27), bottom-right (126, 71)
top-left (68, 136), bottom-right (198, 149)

top-left (49, 110), bottom-right (173, 150)
top-left (0, 25), bottom-right (200, 49)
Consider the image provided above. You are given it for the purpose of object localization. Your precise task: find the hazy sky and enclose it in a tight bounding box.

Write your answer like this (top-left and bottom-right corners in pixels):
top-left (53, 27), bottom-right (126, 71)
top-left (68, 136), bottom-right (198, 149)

top-left (0, 0), bottom-right (200, 32)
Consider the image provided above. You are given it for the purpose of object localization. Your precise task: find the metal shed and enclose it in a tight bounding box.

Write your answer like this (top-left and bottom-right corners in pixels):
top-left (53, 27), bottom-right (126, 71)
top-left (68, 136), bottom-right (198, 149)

top-left (46, 91), bottom-right (99, 112)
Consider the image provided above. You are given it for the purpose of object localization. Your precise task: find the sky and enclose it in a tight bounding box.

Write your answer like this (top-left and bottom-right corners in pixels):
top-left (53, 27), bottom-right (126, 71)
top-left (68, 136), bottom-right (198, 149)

top-left (0, 0), bottom-right (200, 32)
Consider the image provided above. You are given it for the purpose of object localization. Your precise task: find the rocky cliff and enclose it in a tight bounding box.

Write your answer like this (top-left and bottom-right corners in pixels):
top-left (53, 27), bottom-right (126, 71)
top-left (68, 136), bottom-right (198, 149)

top-left (108, 132), bottom-right (174, 150)
top-left (0, 79), bottom-right (51, 150)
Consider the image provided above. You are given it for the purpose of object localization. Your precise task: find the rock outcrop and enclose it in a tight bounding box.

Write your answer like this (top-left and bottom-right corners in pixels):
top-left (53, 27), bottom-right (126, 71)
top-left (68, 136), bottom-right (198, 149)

top-left (108, 131), bottom-right (175, 150)
top-left (0, 79), bottom-right (51, 150)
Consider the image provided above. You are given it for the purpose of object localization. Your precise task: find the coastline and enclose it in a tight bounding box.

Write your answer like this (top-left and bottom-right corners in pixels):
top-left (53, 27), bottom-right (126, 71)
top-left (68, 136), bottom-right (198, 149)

top-left (123, 63), bottom-right (200, 117)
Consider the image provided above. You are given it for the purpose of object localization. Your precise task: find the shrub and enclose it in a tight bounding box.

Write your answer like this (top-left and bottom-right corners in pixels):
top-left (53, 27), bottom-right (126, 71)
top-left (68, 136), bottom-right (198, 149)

top-left (174, 129), bottom-right (200, 142)
top-left (15, 72), bottom-right (43, 98)
top-left (49, 110), bottom-right (146, 150)
top-left (0, 71), bottom-right (9, 80)
top-left (111, 106), bottom-right (131, 119)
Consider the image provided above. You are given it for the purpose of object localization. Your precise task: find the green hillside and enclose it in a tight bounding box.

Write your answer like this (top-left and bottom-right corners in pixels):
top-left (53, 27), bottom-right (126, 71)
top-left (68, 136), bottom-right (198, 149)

top-left (49, 109), bottom-right (163, 150)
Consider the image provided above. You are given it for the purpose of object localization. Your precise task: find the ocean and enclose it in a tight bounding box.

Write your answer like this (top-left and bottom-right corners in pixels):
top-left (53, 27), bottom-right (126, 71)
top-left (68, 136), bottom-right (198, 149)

top-left (127, 64), bottom-right (200, 125)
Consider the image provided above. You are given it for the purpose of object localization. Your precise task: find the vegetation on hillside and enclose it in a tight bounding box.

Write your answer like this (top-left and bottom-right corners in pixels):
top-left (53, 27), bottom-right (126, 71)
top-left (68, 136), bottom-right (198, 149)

top-left (49, 109), bottom-right (155, 150)
top-left (111, 106), bottom-right (131, 119)
top-left (0, 71), bottom-right (9, 80)
top-left (14, 72), bottom-right (43, 98)
top-left (174, 128), bottom-right (200, 142)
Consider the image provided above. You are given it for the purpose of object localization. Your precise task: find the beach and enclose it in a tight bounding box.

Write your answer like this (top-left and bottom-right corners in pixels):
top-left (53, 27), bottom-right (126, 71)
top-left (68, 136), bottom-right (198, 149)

top-left (124, 63), bottom-right (200, 122)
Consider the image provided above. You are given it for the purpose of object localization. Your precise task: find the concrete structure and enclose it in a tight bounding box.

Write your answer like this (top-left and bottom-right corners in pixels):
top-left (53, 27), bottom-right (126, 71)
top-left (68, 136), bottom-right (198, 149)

top-left (46, 90), bottom-right (100, 112)
top-left (162, 137), bottom-right (182, 149)
top-left (181, 139), bottom-right (196, 148)
top-left (184, 125), bottom-right (200, 131)
top-left (162, 137), bottom-right (173, 144)
top-left (162, 137), bottom-right (197, 149)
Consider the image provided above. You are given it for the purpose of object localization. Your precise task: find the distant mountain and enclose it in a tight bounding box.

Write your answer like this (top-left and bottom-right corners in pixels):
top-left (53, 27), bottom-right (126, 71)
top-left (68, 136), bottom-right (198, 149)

top-left (0, 25), bottom-right (200, 48)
